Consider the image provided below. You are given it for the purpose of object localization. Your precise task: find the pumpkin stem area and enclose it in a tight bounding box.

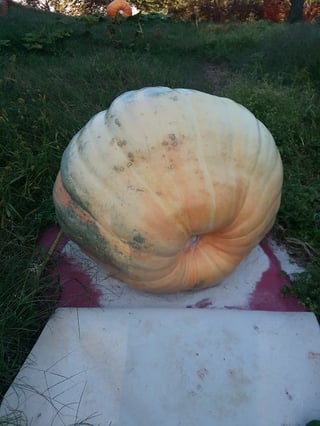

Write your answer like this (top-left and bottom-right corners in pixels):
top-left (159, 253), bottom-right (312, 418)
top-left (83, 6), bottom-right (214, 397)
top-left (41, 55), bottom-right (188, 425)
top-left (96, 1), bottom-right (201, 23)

top-left (184, 234), bottom-right (201, 251)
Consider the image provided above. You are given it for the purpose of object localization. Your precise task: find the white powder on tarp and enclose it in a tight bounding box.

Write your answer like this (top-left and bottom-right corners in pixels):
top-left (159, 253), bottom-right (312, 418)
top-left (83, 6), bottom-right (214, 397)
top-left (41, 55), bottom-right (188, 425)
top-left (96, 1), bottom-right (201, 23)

top-left (62, 242), bottom-right (270, 309)
top-left (269, 240), bottom-right (304, 277)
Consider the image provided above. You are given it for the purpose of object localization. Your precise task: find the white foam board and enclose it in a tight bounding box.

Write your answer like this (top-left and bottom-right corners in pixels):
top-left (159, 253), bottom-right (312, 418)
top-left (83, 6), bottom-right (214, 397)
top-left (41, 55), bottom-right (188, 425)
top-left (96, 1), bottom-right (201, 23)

top-left (1, 308), bottom-right (320, 426)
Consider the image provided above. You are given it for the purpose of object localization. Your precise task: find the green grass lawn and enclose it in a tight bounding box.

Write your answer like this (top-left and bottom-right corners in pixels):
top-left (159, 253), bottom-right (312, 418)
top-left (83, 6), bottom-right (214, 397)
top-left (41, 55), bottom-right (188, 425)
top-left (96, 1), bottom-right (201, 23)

top-left (0, 2), bottom-right (319, 409)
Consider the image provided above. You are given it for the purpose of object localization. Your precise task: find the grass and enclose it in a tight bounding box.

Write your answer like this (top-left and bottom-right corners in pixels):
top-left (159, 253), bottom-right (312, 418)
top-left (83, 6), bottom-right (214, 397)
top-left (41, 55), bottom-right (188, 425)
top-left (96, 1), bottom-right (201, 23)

top-left (0, 2), bottom-right (319, 417)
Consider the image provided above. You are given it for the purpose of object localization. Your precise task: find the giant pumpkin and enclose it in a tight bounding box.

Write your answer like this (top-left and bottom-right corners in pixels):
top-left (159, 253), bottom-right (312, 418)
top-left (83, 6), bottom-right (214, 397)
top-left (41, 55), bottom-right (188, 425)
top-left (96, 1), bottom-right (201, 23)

top-left (53, 87), bottom-right (283, 293)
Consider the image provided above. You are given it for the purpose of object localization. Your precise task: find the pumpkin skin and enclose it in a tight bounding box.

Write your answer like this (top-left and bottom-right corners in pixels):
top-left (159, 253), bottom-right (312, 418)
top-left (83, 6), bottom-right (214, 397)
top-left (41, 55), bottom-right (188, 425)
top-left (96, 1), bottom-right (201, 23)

top-left (106, 0), bottom-right (132, 18)
top-left (53, 87), bottom-right (283, 293)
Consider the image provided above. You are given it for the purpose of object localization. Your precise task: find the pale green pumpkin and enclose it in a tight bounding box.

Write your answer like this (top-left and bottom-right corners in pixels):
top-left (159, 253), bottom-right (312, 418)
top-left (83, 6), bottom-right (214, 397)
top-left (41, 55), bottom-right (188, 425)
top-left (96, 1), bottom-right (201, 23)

top-left (53, 87), bottom-right (283, 292)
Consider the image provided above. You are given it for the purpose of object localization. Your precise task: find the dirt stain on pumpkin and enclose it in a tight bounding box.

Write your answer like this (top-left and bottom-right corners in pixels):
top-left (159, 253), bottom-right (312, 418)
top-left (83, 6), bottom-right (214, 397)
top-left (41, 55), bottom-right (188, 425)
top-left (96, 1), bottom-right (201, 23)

top-left (77, 137), bottom-right (88, 154)
top-left (117, 140), bottom-right (127, 147)
top-left (129, 233), bottom-right (146, 250)
top-left (113, 165), bottom-right (125, 172)
top-left (162, 134), bottom-right (183, 150)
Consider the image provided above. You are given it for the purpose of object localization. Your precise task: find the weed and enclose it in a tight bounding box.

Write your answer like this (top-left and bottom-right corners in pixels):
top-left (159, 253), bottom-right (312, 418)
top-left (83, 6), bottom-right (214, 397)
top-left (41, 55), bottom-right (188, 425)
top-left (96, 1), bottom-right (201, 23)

top-left (0, 39), bottom-right (10, 51)
top-left (283, 259), bottom-right (320, 317)
top-left (225, 75), bottom-right (320, 258)
top-left (22, 27), bottom-right (72, 52)
top-left (239, 22), bottom-right (320, 87)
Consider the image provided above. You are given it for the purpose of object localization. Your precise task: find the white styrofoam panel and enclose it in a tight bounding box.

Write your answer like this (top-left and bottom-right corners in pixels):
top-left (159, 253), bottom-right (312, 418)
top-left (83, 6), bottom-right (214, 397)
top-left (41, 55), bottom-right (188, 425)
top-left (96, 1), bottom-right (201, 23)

top-left (1, 308), bottom-right (319, 426)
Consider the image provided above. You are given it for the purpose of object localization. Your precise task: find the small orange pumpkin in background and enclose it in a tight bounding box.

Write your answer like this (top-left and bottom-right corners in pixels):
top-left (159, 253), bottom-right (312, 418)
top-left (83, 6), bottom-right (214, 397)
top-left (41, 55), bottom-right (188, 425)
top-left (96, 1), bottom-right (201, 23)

top-left (106, 0), bottom-right (132, 18)
top-left (53, 87), bottom-right (283, 293)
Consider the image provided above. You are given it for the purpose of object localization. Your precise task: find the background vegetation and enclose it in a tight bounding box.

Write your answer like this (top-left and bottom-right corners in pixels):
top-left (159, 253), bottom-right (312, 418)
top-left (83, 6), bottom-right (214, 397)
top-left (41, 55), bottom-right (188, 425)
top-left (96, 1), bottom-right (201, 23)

top-left (12, 0), bottom-right (320, 22)
top-left (0, 0), bottom-right (319, 420)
